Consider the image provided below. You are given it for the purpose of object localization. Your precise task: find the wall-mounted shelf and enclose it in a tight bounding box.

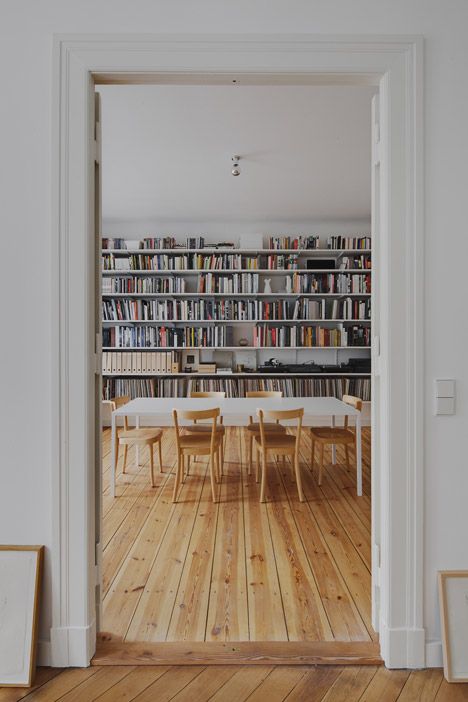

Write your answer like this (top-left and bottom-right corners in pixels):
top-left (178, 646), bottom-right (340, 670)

top-left (101, 238), bottom-right (372, 401)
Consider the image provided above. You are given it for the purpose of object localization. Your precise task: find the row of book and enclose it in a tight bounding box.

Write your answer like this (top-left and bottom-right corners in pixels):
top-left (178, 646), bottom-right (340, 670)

top-left (103, 377), bottom-right (188, 399)
top-left (103, 376), bottom-right (371, 401)
top-left (327, 236), bottom-right (371, 250)
top-left (102, 238), bottom-right (127, 250)
top-left (252, 324), bottom-right (370, 348)
top-left (102, 253), bottom-right (315, 271)
top-left (291, 298), bottom-right (371, 320)
top-left (338, 255), bottom-right (372, 270)
top-left (197, 273), bottom-right (260, 294)
top-left (259, 254), bottom-right (299, 270)
top-left (103, 325), bottom-right (233, 348)
top-left (268, 235), bottom-right (319, 250)
top-left (292, 273), bottom-right (371, 294)
top-left (102, 277), bottom-right (186, 294)
top-left (102, 297), bottom-right (371, 322)
top-left (142, 237), bottom-right (178, 249)
top-left (102, 351), bottom-right (180, 374)
top-left (102, 236), bottom-right (372, 252)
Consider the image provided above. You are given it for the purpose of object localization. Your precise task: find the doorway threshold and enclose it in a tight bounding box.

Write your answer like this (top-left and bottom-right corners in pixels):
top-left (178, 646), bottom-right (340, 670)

top-left (93, 633), bottom-right (382, 666)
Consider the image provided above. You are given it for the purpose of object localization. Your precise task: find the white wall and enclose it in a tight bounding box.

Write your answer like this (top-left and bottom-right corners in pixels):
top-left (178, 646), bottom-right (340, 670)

top-left (1, 0), bottom-right (467, 661)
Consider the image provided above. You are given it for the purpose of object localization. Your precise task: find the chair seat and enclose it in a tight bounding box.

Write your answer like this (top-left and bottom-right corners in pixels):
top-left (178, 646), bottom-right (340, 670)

top-left (254, 434), bottom-right (296, 450)
top-left (310, 427), bottom-right (355, 442)
top-left (247, 422), bottom-right (286, 433)
top-left (184, 424), bottom-right (226, 435)
top-left (118, 428), bottom-right (163, 444)
top-left (179, 433), bottom-right (222, 450)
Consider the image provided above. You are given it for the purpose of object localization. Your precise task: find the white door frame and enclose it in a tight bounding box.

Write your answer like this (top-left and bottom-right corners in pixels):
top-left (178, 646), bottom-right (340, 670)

top-left (51, 34), bottom-right (424, 668)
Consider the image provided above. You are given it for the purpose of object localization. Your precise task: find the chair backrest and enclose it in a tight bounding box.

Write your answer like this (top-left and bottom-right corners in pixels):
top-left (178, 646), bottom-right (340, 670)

top-left (173, 407), bottom-right (220, 452)
top-left (246, 390), bottom-right (282, 423)
top-left (342, 394), bottom-right (362, 429)
top-left (112, 395), bottom-right (131, 429)
top-left (190, 391), bottom-right (225, 423)
top-left (257, 407), bottom-right (304, 452)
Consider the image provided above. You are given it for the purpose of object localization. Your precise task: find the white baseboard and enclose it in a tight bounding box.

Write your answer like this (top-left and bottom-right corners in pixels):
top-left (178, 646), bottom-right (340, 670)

top-left (379, 624), bottom-right (426, 668)
top-left (425, 640), bottom-right (443, 668)
top-left (50, 620), bottom-right (96, 667)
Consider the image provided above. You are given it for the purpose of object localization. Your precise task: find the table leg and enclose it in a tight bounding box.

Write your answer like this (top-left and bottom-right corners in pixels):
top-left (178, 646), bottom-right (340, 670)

top-left (356, 413), bottom-right (362, 496)
top-left (111, 412), bottom-right (116, 498)
top-left (135, 415), bottom-right (140, 466)
top-left (331, 415), bottom-right (336, 464)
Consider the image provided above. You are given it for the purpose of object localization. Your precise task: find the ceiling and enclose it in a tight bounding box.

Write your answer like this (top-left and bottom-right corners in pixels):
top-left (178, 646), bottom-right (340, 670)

top-left (98, 84), bottom-right (375, 224)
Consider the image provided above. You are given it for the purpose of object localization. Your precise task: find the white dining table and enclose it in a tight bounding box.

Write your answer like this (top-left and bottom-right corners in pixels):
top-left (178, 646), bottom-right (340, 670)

top-left (110, 396), bottom-right (362, 498)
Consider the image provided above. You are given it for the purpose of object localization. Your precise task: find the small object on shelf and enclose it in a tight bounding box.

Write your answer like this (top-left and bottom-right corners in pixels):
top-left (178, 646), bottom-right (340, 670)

top-left (197, 363), bottom-right (216, 374)
top-left (239, 337), bottom-right (249, 347)
top-left (236, 364), bottom-right (245, 373)
top-left (263, 278), bottom-right (272, 294)
top-left (217, 367), bottom-right (233, 374)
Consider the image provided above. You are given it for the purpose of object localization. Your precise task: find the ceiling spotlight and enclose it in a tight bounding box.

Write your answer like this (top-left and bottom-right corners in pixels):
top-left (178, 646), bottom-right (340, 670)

top-left (231, 155), bottom-right (241, 176)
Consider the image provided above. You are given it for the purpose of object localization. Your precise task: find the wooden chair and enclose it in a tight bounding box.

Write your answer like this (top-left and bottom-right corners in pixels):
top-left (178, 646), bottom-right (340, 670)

top-left (107, 395), bottom-right (163, 488)
top-left (310, 394), bottom-right (362, 486)
top-left (172, 407), bottom-right (222, 503)
top-left (254, 407), bottom-right (305, 503)
top-left (245, 390), bottom-right (286, 475)
top-left (186, 391), bottom-right (226, 473)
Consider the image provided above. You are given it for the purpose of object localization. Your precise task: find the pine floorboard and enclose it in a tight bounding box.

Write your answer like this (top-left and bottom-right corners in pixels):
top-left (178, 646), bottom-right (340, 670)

top-left (4, 666), bottom-right (468, 702)
top-left (101, 425), bottom-right (375, 643)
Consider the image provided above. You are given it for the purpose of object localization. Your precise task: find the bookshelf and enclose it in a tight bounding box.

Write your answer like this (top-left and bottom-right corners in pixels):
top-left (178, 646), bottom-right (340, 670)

top-left (101, 235), bottom-right (372, 401)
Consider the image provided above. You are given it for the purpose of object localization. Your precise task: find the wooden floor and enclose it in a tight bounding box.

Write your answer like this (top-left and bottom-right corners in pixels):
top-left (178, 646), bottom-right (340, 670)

top-left (101, 424), bottom-right (374, 644)
top-left (3, 665), bottom-right (468, 701)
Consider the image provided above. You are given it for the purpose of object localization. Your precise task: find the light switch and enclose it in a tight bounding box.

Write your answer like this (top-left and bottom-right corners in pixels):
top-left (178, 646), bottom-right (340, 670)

top-left (435, 379), bottom-right (455, 398)
top-left (435, 397), bottom-right (455, 415)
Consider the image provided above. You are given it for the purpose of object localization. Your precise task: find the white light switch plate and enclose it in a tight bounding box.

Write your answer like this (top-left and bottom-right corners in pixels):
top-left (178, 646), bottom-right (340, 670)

top-left (435, 379), bottom-right (455, 398)
top-left (435, 397), bottom-right (455, 415)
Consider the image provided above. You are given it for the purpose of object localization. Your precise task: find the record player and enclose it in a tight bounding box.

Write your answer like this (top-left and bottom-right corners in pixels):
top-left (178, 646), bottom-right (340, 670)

top-left (258, 358), bottom-right (371, 374)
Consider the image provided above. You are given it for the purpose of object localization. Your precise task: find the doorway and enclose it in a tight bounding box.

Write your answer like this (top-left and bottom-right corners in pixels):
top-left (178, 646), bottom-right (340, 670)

top-left (51, 35), bottom-right (424, 669)
top-left (97, 81), bottom-right (376, 653)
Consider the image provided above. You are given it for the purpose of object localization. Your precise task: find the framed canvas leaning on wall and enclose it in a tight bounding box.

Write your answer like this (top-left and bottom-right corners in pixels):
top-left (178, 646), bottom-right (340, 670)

top-left (438, 570), bottom-right (468, 682)
top-left (0, 546), bottom-right (43, 687)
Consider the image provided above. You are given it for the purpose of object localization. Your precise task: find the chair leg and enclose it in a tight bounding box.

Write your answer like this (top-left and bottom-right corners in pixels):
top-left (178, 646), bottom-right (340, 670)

top-left (115, 437), bottom-right (120, 473)
top-left (173, 453), bottom-right (182, 502)
top-left (187, 455), bottom-right (191, 475)
top-left (310, 440), bottom-right (315, 471)
top-left (256, 446), bottom-right (261, 483)
top-left (295, 452), bottom-right (305, 502)
top-left (217, 446), bottom-right (222, 482)
top-left (248, 433), bottom-right (253, 475)
top-left (149, 445), bottom-right (155, 487)
top-left (345, 444), bottom-right (350, 470)
top-left (220, 439), bottom-right (224, 476)
top-left (260, 450), bottom-right (268, 503)
top-left (122, 444), bottom-right (128, 473)
top-left (319, 443), bottom-right (324, 486)
top-left (209, 452), bottom-right (218, 503)
top-left (158, 439), bottom-right (163, 473)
